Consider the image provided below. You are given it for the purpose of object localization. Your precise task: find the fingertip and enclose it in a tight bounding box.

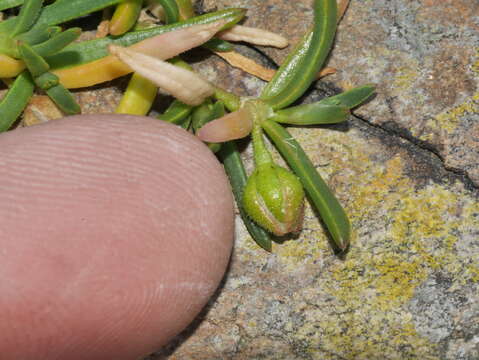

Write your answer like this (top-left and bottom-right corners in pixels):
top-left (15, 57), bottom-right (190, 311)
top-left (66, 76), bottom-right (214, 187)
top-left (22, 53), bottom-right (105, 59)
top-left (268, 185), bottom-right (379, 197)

top-left (0, 115), bottom-right (234, 359)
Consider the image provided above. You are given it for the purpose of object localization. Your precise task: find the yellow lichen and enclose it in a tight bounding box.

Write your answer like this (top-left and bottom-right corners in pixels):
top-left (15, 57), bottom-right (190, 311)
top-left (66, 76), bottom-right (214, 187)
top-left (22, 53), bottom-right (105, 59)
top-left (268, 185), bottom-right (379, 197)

top-left (236, 124), bottom-right (478, 359)
top-left (432, 92), bottom-right (479, 134)
top-left (393, 65), bottom-right (420, 92)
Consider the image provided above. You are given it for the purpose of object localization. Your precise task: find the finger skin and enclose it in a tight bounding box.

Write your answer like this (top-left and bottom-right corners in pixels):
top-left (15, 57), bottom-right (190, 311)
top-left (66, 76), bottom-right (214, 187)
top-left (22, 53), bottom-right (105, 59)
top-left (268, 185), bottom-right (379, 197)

top-left (0, 115), bottom-right (234, 359)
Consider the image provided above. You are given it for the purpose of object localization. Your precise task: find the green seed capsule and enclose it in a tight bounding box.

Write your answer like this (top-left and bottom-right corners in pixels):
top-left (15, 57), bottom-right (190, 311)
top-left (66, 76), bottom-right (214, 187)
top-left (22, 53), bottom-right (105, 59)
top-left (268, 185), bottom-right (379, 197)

top-left (261, 119), bottom-right (351, 251)
top-left (243, 163), bottom-right (305, 236)
top-left (218, 141), bottom-right (273, 251)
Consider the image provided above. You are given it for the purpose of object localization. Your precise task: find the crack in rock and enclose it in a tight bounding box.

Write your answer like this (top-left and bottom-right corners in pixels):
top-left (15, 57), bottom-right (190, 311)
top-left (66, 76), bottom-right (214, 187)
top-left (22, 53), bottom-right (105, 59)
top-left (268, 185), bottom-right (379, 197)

top-left (351, 113), bottom-right (478, 192)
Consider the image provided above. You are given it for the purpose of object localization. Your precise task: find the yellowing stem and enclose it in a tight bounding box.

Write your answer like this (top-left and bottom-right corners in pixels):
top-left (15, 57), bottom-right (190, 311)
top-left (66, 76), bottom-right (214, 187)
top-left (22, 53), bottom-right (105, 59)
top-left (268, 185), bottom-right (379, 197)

top-left (115, 73), bottom-right (158, 115)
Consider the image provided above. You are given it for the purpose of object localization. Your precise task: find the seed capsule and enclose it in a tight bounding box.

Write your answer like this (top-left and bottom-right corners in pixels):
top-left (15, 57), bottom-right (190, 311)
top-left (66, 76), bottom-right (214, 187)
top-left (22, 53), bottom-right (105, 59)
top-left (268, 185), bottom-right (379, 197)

top-left (243, 164), bottom-right (305, 236)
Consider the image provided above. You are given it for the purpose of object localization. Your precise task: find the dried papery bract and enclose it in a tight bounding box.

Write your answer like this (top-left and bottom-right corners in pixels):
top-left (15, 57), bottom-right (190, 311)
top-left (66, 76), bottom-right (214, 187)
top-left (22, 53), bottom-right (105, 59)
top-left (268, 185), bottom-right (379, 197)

top-left (197, 107), bottom-right (254, 142)
top-left (218, 25), bottom-right (289, 48)
top-left (109, 45), bottom-right (214, 106)
top-left (132, 20), bottom-right (227, 59)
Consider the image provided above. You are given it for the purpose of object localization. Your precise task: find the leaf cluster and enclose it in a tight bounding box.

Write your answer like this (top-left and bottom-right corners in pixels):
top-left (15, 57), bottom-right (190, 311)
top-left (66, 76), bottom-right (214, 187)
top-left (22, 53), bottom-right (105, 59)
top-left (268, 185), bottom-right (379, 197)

top-left (0, 0), bottom-right (375, 254)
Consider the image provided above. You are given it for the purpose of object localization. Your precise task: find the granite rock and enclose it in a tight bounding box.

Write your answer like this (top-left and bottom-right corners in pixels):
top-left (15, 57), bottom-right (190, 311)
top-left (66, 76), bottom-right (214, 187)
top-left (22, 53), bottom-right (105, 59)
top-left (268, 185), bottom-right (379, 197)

top-left (150, 0), bottom-right (479, 359)
top-left (204, 0), bottom-right (479, 187)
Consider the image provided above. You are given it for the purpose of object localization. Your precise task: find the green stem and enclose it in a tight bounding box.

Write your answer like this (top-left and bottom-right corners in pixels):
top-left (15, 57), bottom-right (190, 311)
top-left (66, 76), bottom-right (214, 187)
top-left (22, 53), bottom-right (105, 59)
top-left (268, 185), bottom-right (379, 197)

top-left (213, 87), bottom-right (241, 112)
top-left (251, 123), bottom-right (272, 167)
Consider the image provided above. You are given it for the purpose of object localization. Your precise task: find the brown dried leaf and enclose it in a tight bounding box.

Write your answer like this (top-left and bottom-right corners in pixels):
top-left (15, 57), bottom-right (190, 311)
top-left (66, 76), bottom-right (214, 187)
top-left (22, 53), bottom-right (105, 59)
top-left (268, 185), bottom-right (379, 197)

top-left (96, 20), bottom-right (110, 38)
top-left (214, 51), bottom-right (276, 82)
top-left (215, 51), bottom-right (336, 82)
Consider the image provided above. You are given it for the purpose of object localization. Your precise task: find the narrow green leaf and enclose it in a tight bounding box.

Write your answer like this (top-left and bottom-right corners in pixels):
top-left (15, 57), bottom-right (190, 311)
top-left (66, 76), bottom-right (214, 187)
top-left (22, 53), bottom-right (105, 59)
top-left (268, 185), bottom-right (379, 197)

top-left (0, 71), bottom-right (34, 132)
top-left (32, 27), bottom-right (81, 57)
top-left (15, 24), bottom-right (56, 45)
top-left (191, 102), bottom-right (212, 133)
top-left (260, 0), bottom-right (338, 110)
top-left (0, 0), bottom-right (23, 11)
top-left (0, 0), bottom-right (124, 33)
top-left (219, 141), bottom-right (273, 252)
top-left (36, 0), bottom-right (123, 27)
top-left (18, 42), bottom-right (49, 77)
top-left (191, 101), bottom-right (225, 132)
top-left (319, 84), bottom-right (376, 109)
top-left (179, 116), bottom-right (192, 130)
top-left (46, 8), bottom-right (246, 70)
top-left (158, 100), bottom-right (193, 125)
top-left (262, 119), bottom-right (350, 251)
top-left (45, 83), bottom-right (81, 115)
top-left (11, 0), bottom-right (43, 36)
top-left (270, 103), bottom-right (349, 125)
top-left (152, 0), bottom-right (179, 24)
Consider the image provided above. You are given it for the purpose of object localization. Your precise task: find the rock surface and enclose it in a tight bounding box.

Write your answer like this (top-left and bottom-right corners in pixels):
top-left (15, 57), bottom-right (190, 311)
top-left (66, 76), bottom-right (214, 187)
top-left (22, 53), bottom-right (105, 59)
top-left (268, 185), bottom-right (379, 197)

top-left (17, 0), bottom-right (476, 358)
top-left (150, 0), bottom-right (478, 359)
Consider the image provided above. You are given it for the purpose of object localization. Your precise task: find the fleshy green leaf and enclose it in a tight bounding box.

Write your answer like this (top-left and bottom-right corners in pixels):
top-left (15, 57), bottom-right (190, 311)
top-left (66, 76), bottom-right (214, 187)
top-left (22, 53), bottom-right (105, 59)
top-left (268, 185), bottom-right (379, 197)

top-left (271, 103), bottom-right (349, 125)
top-left (260, 0), bottom-right (338, 110)
top-left (0, 71), bottom-right (34, 132)
top-left (262, 119), bottom-right (350, 251)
